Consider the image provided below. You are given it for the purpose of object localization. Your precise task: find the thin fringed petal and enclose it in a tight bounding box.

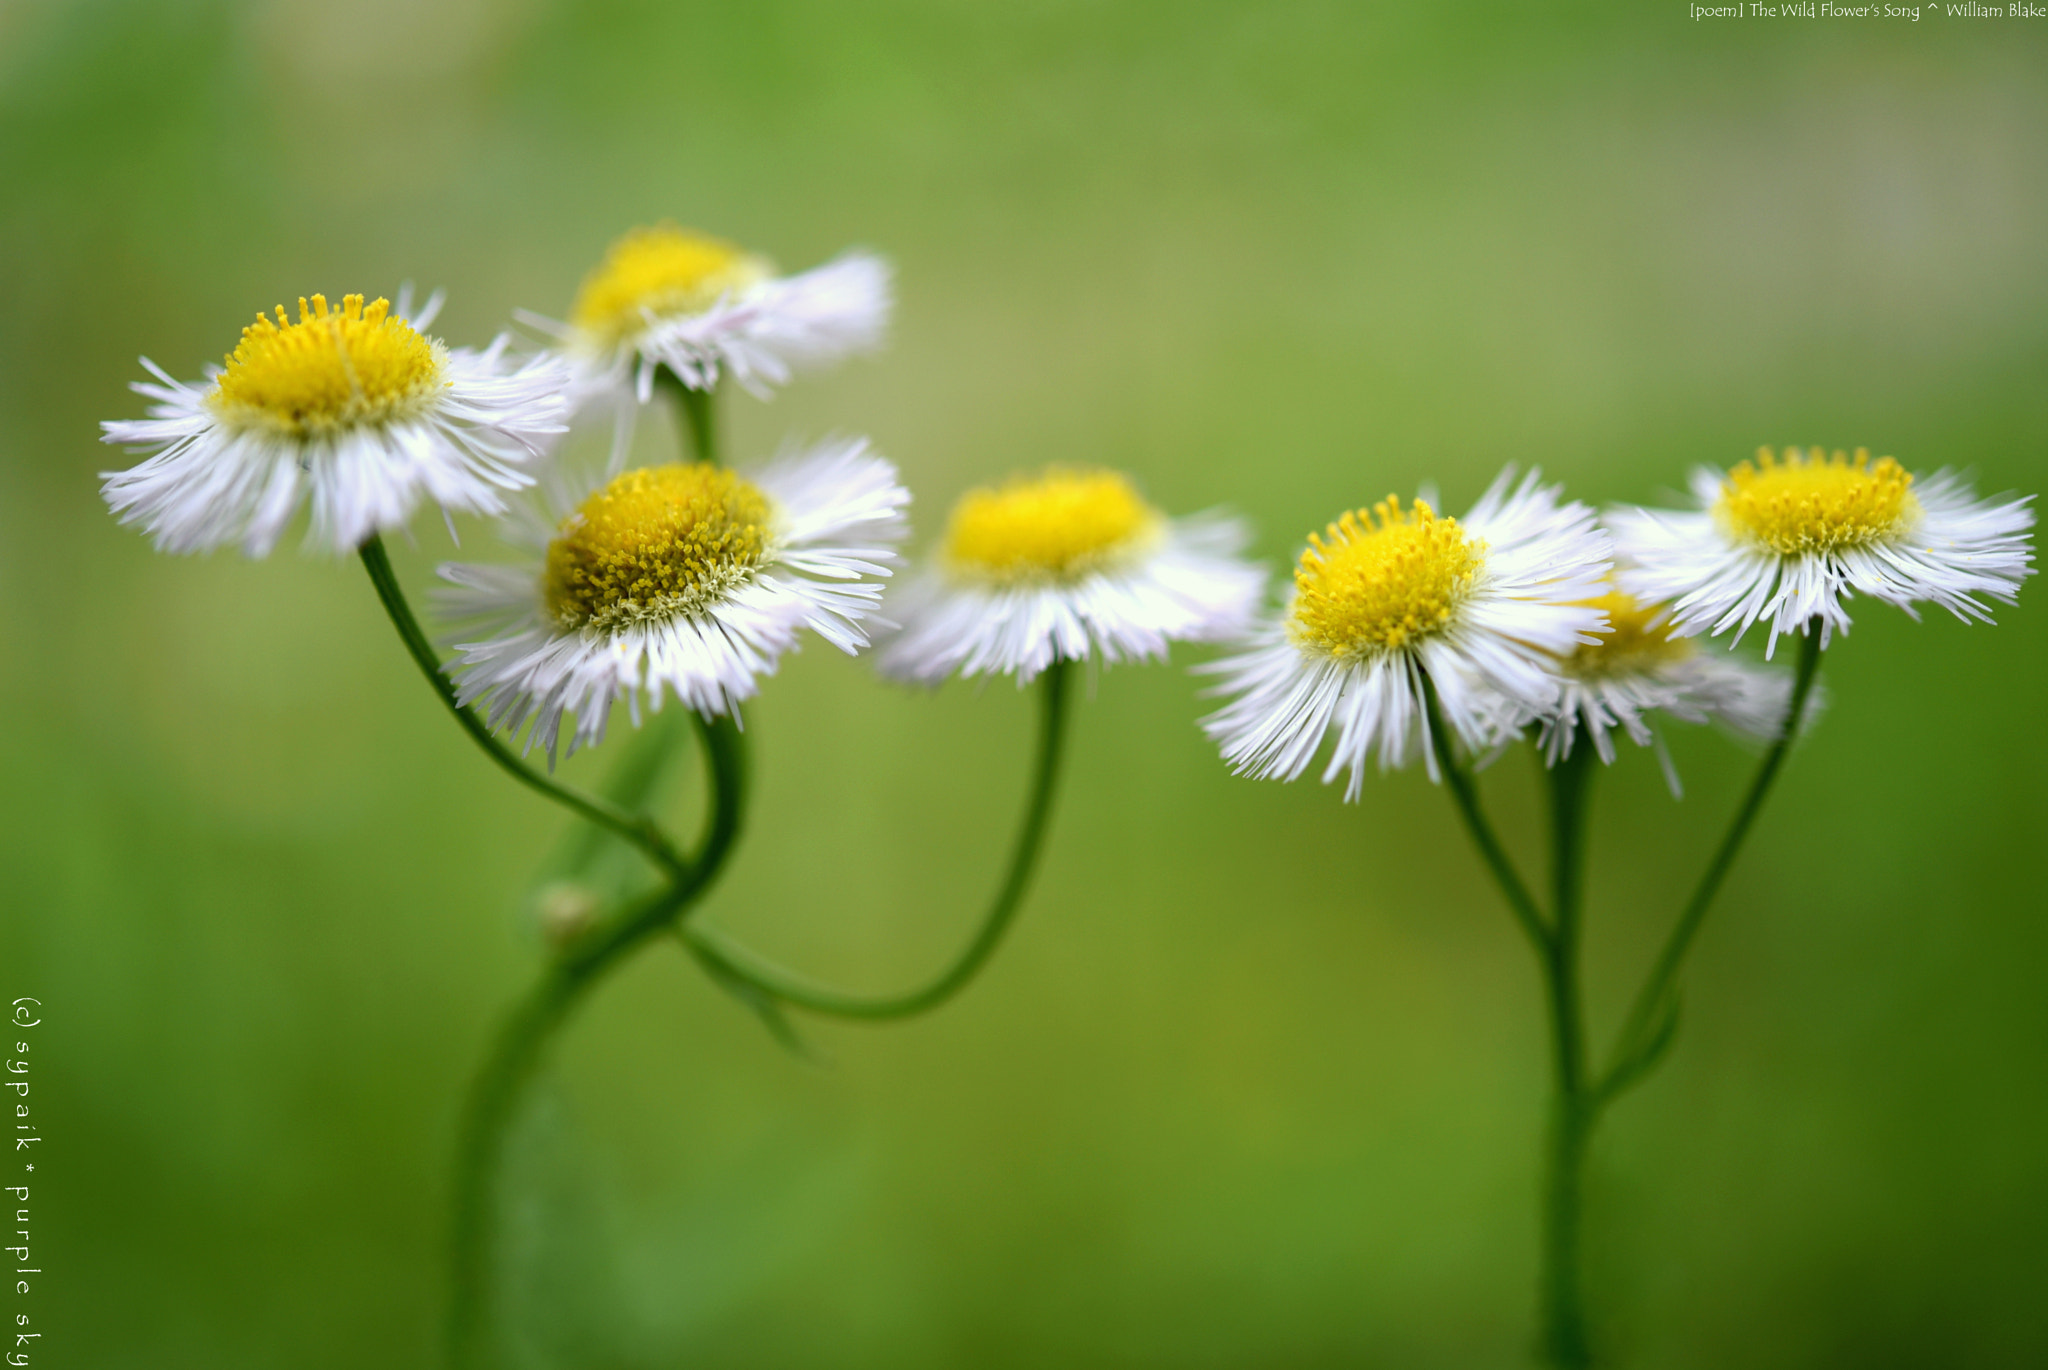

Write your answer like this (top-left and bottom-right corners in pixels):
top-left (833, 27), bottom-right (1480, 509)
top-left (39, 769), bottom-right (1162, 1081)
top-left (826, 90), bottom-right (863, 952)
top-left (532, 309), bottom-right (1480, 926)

top-left (877, 515), bottom-right (1266, 685)
top-left (550, 252), bottom-right (893, 405)
top-left (1612, 463), bottom-right (2034, 657)
top-left (100, 339), bottom-right (570, 557)
top-left (643, 253), bottom-right (892, 397)
top-left (1201, 468), bottom-right (1611, 797)
top-left (1536, 652), bottom-right (1798, 788)
top-left (438, 438), bottom-right (909, 762)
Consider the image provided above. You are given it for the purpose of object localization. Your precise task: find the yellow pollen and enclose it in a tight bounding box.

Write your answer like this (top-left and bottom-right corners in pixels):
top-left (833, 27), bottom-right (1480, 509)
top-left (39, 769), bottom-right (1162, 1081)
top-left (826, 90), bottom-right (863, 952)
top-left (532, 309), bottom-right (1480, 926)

top-left (570, 223), bottom-right (773, 348)
top-left (543, 464), bottom-right (775, 632)
top-left (941, 467), bottom-right (1162, 585)
top-left (1564, 588), bottom-right (1692, 677)
top-left (1715, 446), bottom-right (1919, 555)
top-left (1287, 497), bottom-right (1485, 658)
top-left (209, 294), bottom-right (444, 436)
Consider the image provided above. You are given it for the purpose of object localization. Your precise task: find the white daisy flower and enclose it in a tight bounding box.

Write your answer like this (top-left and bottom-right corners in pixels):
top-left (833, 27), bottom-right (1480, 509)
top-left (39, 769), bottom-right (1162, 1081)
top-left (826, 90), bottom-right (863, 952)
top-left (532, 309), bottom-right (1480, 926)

top-left (875, 466), bottom-right (1264, 685)
top-left (438, 438), bottom-right (908, 761)
top-left (1609, 446), bottom-right (2035, 657)
top-left (1202, 469), bottom-right (1611, 800)
top-left (539, 222), bottom-right (890, 403)
top-left (1536, 584), bottom-right (1794, 794)
top-left (101, 291), bottom-right (569, 556)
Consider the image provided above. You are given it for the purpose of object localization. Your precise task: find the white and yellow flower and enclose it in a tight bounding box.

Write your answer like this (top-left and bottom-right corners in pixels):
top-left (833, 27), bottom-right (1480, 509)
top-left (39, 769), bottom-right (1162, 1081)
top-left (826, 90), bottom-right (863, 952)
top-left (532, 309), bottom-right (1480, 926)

top-left (540, 222), bottom-right (890, 402)
top-left (1536, 584), bottom-right (1793, 793)
top-left (877, 467), bottom-right (1263, 684)
top-left (101, 291), bottom-right (569, 556)
top-left (439, 439), bottom-right (909, 760)
top-left (1609, 446), bottom-right (2034, 655)
top-left (1202, 469), bottom-right (1610, 799)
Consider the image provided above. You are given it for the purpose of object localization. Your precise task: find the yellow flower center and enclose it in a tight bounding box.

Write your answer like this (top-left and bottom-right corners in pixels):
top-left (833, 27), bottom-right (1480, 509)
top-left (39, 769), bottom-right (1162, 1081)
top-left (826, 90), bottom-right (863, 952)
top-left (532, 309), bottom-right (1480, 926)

top-left (1715, 446), bottom-right (1919, 555)
top-left (1287, 497), bottom-right (1485, 658)
top-left (1564, 589), bottom-right (1692, 677)
top-left (941, 467), bottom-right (1162, 585)
top-left (543, 464), bottom-right (775, 632)
top-left (569, 223), bottom-right (773, 348)
top-left (208, 294), bottom-right (445, 436)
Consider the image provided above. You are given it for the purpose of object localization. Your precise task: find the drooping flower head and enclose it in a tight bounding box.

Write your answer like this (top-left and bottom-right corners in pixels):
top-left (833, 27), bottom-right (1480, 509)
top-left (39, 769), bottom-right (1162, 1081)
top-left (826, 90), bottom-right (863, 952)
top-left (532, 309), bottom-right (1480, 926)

top-left (440, 438), bottom-right (908, 760)
top-left (547, 222), bottom-right (890, 403)
top-left (1203, 469), bottom-right (1610, 799)
top-left (101, 292), bottom-right (569, 556)
top-left (877, 466), bottom-right (1263, 684)
top-left (1536, 582), bottom-right (1795, 793)
top-left (1609, 446), bottom-right (2034, 655)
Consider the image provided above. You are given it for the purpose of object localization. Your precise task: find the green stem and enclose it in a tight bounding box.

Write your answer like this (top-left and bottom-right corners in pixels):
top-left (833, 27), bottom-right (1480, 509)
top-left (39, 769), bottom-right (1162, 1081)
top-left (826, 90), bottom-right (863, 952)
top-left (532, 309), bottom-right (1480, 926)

top-left (448, 712), bottom-right (747, 1369)
top-left (1597, 628), bottom-right (1825, 1099)
top-left (546, 708), bottom-right (693, 886)
top-left (655, 366), bottom-right (718, 466)
top-left (1418, 672), bottom-right (1599, 1363)
top-left (358, 535), bottom-right (689, 882)
top-left (438, 363), bottom-right (744, 1367)
top-left (683, 658), bottom-right (1074, 1020)
top-left (1420, 672), bottom-right (1553, 957)
top-left (1539, 744), bottom-right (1597, 1369)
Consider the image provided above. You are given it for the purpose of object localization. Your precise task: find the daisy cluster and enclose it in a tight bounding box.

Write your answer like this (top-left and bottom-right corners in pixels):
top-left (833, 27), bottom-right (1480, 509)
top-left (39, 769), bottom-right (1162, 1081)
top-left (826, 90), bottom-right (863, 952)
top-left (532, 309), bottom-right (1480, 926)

top-left (100, 226), bottom-right (1266, 762)
top-left (97, 225), bottom-right (2036, 793)
top-left (98, 241), bottom-right (2034, 780)
top-left (91, 228), bottom-right (1282, 1362)
top-left (89, 233), bottom-right (2042, 1369)
top-left (101, 226), bottom-right (2043, 1370)
top-left (1203, 450), bottom-right (2033, 800)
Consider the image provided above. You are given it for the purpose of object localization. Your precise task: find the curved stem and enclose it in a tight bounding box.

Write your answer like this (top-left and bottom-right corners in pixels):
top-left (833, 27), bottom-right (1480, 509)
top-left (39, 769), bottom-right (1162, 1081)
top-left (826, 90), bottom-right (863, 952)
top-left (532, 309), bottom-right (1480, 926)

top-left (546, 708), bottom-right (694, 886)
top-left (1538, 743), bottom-right (1597, 1369)
top-left (445, 894), bottom-right (663, 1370)
top-left (1597, 628), bottom-right (1825, 1099)
top-left (448, 711), bottom-right (747, 1368)
top-left (358, 535), bottom-right (689, 882)
top-left (439, 367), bottom-right (743, 1367)
top-left (683, 658), bottom-right (1074, 1020)
top-left (1420, 672), bottom-right (1552, 956)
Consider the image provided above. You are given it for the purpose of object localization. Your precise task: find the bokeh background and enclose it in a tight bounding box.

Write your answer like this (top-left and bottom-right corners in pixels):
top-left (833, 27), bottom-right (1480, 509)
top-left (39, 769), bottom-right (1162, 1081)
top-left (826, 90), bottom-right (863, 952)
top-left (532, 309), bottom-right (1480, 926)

top-left (4, 1), bottom-right (2046, 1365)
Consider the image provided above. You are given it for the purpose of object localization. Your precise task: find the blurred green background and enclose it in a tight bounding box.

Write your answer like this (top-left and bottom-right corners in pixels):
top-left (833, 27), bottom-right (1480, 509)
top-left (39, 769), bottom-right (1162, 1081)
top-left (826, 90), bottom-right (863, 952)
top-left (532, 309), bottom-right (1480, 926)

top-left (4, 1), bottom-right (2046, 1365)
